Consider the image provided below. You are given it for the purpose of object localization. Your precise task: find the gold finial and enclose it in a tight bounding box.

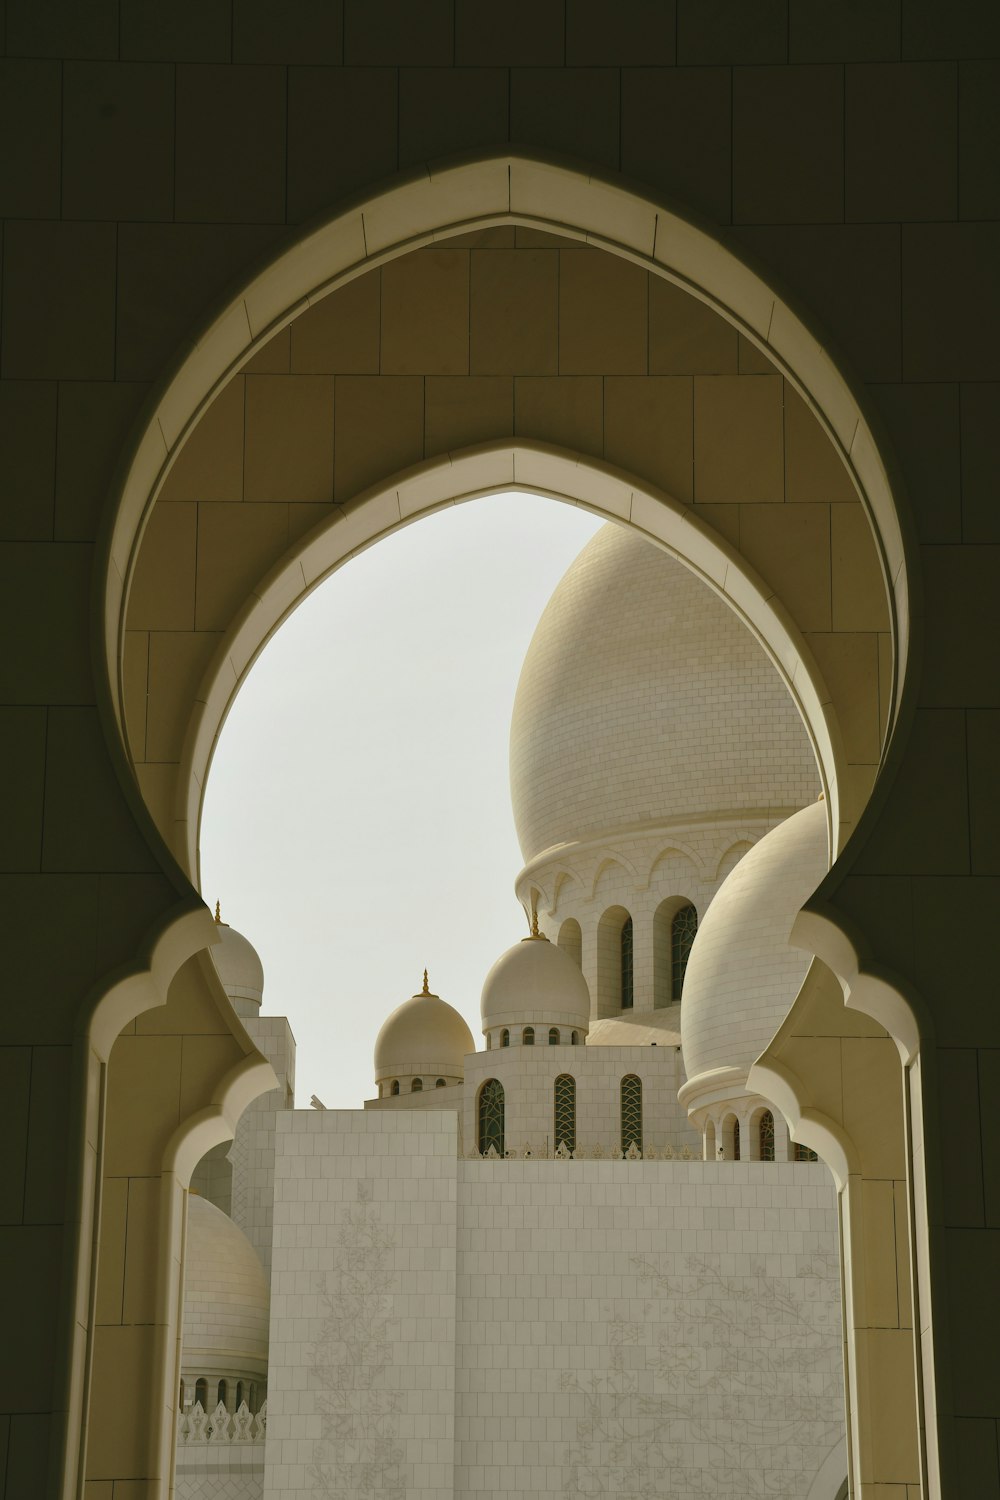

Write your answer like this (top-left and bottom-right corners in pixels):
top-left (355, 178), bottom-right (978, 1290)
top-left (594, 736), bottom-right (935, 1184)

top-left (422, 968), bottom-right (430, 996)
top-left (531, 905), bottom-right (539, 938)
top-left (214, 900), bottom-right (222, 923)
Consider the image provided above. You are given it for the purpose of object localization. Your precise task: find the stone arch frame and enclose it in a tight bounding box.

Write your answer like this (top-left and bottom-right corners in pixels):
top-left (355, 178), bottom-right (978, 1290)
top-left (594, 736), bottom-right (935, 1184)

top-left (557, 917), bottom-right (583, 970)
top-left (652, 894), bottom-right (698, 1011)
top-left (596, 904), bottom-right (633, 1018)
top-left (74, 155), bottom-right (938, 1500)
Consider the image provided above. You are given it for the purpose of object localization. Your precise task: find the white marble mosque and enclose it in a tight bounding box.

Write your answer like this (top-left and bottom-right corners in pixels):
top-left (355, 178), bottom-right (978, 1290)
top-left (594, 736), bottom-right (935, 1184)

top-left (177, 525), bottom-right (848, 1500)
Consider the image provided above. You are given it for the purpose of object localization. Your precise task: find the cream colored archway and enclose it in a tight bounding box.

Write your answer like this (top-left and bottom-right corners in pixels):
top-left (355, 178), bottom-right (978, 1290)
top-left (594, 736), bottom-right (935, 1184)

top-left (168, 442), bottom-right (847, 885)
top-left (76, 154), bottom-right (931, 1500)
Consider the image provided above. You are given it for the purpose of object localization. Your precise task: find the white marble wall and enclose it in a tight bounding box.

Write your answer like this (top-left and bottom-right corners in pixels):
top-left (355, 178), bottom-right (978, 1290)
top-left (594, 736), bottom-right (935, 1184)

top-left (264, 1109), bottom-right (845, 1500)
top-left (230, 1013), bottom-right (295, 1276)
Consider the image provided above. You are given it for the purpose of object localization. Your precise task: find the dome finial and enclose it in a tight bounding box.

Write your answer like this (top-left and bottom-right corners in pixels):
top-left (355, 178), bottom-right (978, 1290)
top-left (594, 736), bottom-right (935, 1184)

top-left (214, 899), bottom-right (222, 923)
top-left (530, 904), bottom-right (539, 938)
top-left (422, 968), bottom-right (430, 996)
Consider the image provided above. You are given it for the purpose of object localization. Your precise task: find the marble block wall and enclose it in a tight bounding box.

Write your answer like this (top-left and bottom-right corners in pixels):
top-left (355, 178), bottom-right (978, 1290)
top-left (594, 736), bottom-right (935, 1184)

top-left (265, 1109), bottom-right (844, 1500)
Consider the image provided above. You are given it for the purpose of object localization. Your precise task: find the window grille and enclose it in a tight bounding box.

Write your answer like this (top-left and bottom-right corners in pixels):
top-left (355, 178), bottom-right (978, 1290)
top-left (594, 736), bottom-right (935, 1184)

top-left (554, 1074), bottom-right (576, 1154)
top-left (671, 903), bottom-right (698, 1000)
top-left (621, 916), bottom-right (634, 1009)
top-left (733, 1119), bottom-right (741, 1160)
top-left (435, 1078), bottom-right (446, 1088)
top-left (478, 1078), bottom-right (504, 1156)
top-left (523, 1027), bottom-right (534, 1045)
top-left (620, 1074), bottom-right (642, 1154)
top-left (759, 1110), bottom-right (775, 1161)
top-left (390, 1079), bottom-right (399, 1095)
top-left (794, 1141), bottom-right (819, 1162)
top-left (548, 1027), bottom-right (560, 1045)
top-left (411, 1077), bottom-right (422, 1092)
top-left (501, 1029), bottom-right (509, 1047)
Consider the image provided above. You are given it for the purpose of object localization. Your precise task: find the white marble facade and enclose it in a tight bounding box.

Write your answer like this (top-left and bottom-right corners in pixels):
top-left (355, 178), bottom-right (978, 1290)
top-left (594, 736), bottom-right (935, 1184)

top-left (263, 1110), bottom-right (844, 1500)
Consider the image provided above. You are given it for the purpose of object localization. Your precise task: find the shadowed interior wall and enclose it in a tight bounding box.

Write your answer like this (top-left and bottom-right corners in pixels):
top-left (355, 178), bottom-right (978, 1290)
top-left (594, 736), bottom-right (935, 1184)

top-left (1, 7), bottom-right (998, 1499)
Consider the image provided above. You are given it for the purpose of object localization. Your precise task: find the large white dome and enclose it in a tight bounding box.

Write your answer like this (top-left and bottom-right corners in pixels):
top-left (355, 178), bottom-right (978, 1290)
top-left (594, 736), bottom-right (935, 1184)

top-left (481, 934), bottom-right (591, 1035)
top-left (510, 524), bottom-right (819, 866)
top-left (181, 1195), bottom-right (269, 1378)
top-left (680, 800), bottom-right (829, 1088)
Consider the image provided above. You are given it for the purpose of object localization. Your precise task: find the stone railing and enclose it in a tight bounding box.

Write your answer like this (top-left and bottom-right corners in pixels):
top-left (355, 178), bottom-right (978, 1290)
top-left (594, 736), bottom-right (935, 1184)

top-left (178, 1400), bottom-right (267, 1446)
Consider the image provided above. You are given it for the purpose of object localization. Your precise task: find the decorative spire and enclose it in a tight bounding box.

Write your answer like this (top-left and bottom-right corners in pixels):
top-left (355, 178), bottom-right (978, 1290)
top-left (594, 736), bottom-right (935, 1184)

top-left (214, 900), bottom-right (222, 923)
top-left (531, 904), bottom-right (539, 938)
top-left (422, 968), bottom-right (430, 996)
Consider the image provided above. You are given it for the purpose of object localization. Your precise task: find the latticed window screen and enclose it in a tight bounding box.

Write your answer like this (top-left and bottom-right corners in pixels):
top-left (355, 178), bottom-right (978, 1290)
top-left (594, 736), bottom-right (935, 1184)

top-left (671, 903), bottom-right (698, 1000)
top-left (759, 1110), bottom-right (775, 1161)
top-left (478, 1079), bottom-right (505, 1156)
top-left (554, 1074), bottom-right (576, 1153)
top-left (620, 1074), bottom-right (642, 1154)
top-left (794, 1141), bottom-right (819, 1162)
top-left (733, 1119), bottom-right (741, 1160)
top-left (548, 1027), bottom-right (560, 1045)
top-left (621, 915), bottom-right (634, 1009)
top-left (523, 1027), bottom-right (534, 1045)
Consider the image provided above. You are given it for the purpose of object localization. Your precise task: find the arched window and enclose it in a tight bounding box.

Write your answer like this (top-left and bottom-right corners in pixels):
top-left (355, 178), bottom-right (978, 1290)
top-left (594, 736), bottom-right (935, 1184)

top-left (478, 1078), bottom-right (504, 1156)
top-left (794, 1141), bottom-right (819, 1162)
top-left (548, 1027), bottom-right (560, 1045)
top-left (411, 1077), bottom-right (423, 1092)
top-left (671, 903), bottom-right (698, 1000)
top-left (759, 1110), bottom-right (775, 1162)
top-left (620, 915), bottom-right (634, 1009)
top-left (523, 1026), bottom-right (534, 1046)
top-left (195, 1378), bottom-right (208, 1411)
top-left (501, 1028), bottom-right (510, 1047)
top-left (733, 1119), bottom-right (741, 1161)
top-left (571, 1030), bottom-right (579, 1045)
top-left (620, 1074), bottom-right (642, 1155)
top-left (390, 1079), bottom-right (399, 1095)
top-left (436, 1077), bottom-right (446, 1087)
top-left (558, 916), bottom-right (583, 968)
top-left (179, 1379), bottom-right (185, 1411)
top-left (217, 1379), bottom-right (228, 1411)
top-left (554, 1074), bottom-right (576, 1153)
top-left (236, 1381), bottom-right (244, 1410)
top-left (248, 1382), bottom-right (257, 1414)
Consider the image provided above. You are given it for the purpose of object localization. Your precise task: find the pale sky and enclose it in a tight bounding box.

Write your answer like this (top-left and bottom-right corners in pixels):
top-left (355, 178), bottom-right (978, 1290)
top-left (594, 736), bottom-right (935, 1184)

top-left (199, 493), bottom-right (604, 1110)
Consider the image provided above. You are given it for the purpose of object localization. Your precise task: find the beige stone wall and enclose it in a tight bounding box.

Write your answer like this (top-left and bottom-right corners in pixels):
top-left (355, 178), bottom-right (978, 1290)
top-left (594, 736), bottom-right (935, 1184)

top-left (2, 9), bottom-right (998, 1499)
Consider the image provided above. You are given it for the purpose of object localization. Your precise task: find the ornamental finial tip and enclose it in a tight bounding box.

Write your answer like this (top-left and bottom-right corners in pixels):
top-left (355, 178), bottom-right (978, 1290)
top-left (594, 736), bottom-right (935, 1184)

top-left (214, 900), bottom-right (222, 923)
top-left (422, 968), bottom-right (429, 996)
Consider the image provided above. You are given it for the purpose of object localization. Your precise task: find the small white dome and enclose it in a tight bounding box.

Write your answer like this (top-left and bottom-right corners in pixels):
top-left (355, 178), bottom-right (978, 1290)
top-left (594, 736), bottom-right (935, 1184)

top-left (481, 935), bottom-right (591, 1035)
top-left (680, 800), bottom-right (829, 1088)
top-left (373, 978), bottom-right (475, 1084)
top-left (210, 915), bottom-right (264, 1008)
top-left (181, 1195), bottom-right (268, 1377)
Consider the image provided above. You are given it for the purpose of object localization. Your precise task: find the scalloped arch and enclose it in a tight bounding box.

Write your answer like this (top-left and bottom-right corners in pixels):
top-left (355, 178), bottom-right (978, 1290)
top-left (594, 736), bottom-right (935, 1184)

top-left (98, 152), bottom-right (911, 897)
